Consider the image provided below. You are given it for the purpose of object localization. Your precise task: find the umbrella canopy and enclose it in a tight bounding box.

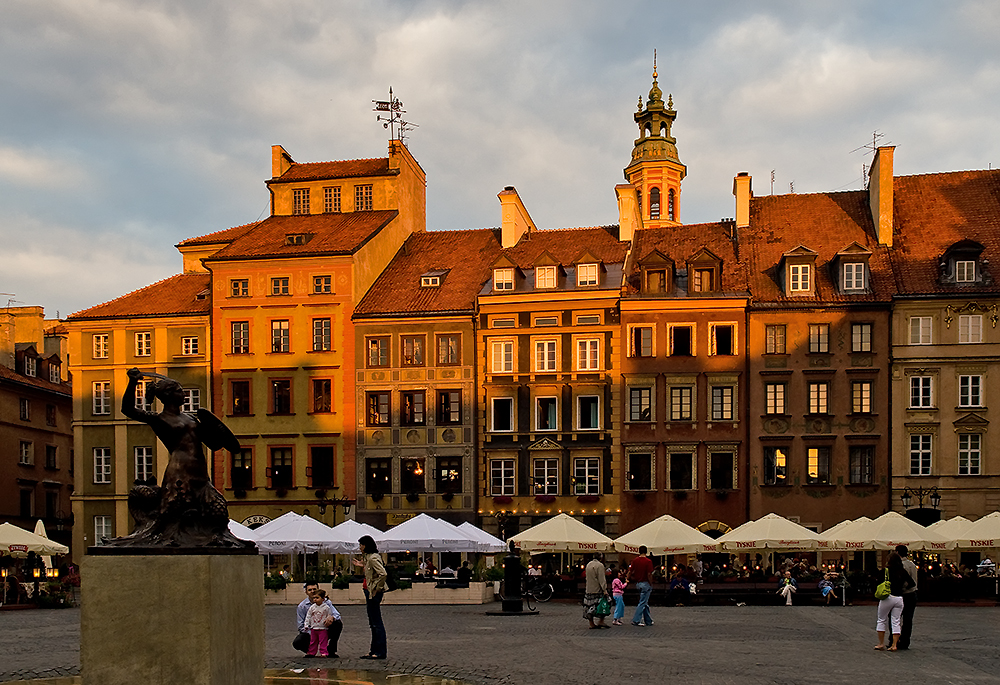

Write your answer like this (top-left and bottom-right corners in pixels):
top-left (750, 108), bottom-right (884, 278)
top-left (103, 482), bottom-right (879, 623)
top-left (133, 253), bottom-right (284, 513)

top-left (253, 514), bottom-right (340, 554)
top-left (817, 517), bottom-right (872, 552)
top-left (0, 522), bottom-right (69, 556)
top-left (509, 513), bottom-right (614, 553)
top-left (613, 515), bottom-right (719, 555)
top-left (377, 514), bottom-right (481, 552)
top-left (33, 519), bottom-right (53, 568)
top-left (956, 512), bottom-right (1000, 549)
top-left (457, 521), bottom-right (508, 553)
top-left (325, 519), bottom-right (383, 554)
top-left (250, 511), bottom-right (303, 539)
top-left (835, 511), bottom-right (952, 551)
top-left (228, 520), bottom-right (259, 542)
top-left (929, 516), bottom-right (974, 541)
top-left (716, 513), bottom-right (825, 551)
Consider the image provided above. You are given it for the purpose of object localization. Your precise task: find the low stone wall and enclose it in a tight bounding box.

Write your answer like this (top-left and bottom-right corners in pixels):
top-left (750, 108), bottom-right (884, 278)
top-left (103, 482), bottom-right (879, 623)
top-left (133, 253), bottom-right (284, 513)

top-left (264, 582), bottom-right (495, 605)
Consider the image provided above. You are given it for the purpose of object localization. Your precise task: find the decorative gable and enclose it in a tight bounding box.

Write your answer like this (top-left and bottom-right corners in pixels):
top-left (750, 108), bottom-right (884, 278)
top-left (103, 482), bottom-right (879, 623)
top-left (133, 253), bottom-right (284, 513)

top-left (939, 239), bottom-right (992, 287)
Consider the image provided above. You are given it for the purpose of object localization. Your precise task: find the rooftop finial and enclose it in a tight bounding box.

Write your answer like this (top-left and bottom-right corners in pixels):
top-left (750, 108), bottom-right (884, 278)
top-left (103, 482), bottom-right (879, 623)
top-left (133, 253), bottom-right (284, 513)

top-left (667, 94), bottom-right (673, 109)
top-left (652, 49), bottom-right (658, 80)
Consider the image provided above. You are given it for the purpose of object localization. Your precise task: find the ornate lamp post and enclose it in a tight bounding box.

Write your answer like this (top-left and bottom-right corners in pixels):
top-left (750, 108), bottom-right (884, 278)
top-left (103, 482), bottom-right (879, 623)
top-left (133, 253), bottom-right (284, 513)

top-left (901, 486), bottom-right (942, 525)
top-left (314, 489), bottom-right (356, 526)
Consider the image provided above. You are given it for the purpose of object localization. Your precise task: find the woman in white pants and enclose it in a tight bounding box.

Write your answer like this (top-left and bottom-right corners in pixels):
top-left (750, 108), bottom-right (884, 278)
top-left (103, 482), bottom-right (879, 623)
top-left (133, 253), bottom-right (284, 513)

top-left (875, 552), bottom-right (914, 651)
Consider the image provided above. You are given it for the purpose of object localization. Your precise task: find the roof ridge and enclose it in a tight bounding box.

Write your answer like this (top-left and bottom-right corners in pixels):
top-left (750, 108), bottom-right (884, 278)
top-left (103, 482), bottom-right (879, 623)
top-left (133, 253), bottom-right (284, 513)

top-left (754, 188), bottom-right (866, 201)
top-left (68, 273), bottom-right (205, 319)
top-left (178, 220), bottom-right (261, 245)
top-left (894, 168), bottom-right (1000, 181)
top-left (292, 156), bottom-right (386, 166)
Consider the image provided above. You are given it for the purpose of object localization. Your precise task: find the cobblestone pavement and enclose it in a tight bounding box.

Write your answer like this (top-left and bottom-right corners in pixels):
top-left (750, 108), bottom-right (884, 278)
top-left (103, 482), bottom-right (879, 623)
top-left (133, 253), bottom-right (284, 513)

top-left (1, 602), bottom-right (999, 684)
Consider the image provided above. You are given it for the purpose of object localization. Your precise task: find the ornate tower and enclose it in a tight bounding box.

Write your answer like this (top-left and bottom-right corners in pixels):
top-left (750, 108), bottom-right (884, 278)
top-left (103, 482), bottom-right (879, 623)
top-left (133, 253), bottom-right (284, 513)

top-left (624, 54), bottom-right (686, 228)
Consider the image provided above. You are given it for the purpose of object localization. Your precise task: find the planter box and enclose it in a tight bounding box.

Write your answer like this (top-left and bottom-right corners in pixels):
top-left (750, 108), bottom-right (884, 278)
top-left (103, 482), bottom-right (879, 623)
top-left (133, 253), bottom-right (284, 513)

top-left (264, 582), bottom-right (494, 605)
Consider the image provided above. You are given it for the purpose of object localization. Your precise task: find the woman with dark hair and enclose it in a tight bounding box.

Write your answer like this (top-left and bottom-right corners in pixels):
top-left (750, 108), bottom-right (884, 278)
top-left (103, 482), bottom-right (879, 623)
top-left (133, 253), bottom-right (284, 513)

top-left (874, 551), bottom-right (915, 651)
top-left (352, 535), bottom-right (388, 659)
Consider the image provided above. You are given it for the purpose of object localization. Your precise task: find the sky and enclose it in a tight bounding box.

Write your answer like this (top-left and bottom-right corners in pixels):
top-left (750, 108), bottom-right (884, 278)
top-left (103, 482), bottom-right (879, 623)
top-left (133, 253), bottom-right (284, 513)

top-left (2, 1), bottom-right (999, 317)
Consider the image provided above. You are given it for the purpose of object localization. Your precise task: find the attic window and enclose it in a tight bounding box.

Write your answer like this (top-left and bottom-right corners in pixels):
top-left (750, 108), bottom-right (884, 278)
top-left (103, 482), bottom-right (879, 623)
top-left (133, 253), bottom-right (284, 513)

top-left (691, 268), bottom-right (717, 293)
top-left (196, 288), bottom-right (210, 300)
top-left (494, 268), bottom-right (514, 291)
top-left (24, 357), bottom-right (36, 377)
top-left (956, 261), bottom-right (976, 283)
top-left (645, 269), bottom-right (667, 294)
top-left (577, 264), bottom-right (599, 287)
top-left (285, 233), bottom-right (312, 246)
top-left (789, 264), bottom-right (811, 293)
top-left (421, 276), bottom-right (440, 287)
top-left (842, 263), bottom-right (866, 291)
top-left (535, 266), bottom-right (557, 289)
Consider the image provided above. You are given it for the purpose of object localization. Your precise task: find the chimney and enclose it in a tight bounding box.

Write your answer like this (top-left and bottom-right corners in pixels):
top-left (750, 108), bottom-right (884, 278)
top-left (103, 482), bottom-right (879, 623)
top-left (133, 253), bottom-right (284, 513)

top-left (498, 186), bottom-right (536, 249)
top-left (615, 184), bottom-right (641, 242)
top-left (733, 172), bottom-right (752, 230)
top-left (868, 146), bottom-right (895, 247)
top-left (271, 145), bottom-right (294, 179)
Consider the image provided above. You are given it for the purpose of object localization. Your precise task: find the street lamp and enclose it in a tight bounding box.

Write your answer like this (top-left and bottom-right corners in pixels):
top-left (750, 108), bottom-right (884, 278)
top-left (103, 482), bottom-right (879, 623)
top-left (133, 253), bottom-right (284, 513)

top-left (901, 486), bottom-right (941, 510)
top-left (314, 489), bottom-right (355, 523)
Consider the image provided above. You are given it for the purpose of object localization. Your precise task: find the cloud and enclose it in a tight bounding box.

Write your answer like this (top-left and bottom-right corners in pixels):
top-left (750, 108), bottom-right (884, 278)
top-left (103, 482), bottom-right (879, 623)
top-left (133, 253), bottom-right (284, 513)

top-left (0, 146), bottom-right (88, 189)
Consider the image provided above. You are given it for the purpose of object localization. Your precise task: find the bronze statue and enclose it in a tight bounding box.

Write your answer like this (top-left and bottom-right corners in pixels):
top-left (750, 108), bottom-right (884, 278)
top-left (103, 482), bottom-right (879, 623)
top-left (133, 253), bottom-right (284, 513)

top-left (96, 368), bottom-right (254, 552)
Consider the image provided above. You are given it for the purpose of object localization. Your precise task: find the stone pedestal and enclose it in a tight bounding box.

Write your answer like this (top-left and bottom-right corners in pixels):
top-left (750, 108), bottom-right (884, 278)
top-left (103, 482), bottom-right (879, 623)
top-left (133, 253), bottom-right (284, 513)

top-left (81, 554), bottom-right (264, 685)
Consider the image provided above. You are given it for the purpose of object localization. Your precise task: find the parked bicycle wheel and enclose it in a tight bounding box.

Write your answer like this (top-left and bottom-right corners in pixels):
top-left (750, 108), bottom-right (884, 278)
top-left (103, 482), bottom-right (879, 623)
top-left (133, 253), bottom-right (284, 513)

top-left (532, 582), bottom-right (553, 602)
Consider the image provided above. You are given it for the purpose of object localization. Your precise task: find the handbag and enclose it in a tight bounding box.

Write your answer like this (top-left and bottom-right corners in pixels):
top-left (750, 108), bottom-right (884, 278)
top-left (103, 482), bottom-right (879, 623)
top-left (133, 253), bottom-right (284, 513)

top-left (874, 568), bottom-right (891, 600)
top-left (594, 595), bottom-right (611, 617)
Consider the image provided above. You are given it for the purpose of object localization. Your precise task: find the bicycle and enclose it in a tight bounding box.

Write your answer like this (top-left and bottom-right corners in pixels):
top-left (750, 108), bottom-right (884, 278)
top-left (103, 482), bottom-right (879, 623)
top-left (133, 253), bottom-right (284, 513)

top-left (498, 577), bottom-right (554, 610)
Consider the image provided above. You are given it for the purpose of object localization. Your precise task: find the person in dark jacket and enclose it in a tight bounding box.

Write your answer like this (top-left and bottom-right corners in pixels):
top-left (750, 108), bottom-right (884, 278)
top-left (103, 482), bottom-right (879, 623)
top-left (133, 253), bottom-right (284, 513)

top-left (874, 551), bottom-right (915, 651)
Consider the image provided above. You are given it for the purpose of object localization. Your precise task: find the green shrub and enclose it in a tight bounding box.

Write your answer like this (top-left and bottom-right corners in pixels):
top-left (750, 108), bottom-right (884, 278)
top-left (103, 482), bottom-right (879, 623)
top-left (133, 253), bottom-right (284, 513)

top-left (330, 574), bottom-right (351, 590)
top-left (264, 573), bottom-right (287, 592)
top-left (483, 564), bottom-right (505, 582)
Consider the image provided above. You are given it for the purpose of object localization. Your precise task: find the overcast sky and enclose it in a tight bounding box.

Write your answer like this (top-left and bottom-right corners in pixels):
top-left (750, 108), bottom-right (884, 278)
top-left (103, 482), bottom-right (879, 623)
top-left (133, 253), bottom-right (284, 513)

top-left (2, 1), bottom-right (999, 317)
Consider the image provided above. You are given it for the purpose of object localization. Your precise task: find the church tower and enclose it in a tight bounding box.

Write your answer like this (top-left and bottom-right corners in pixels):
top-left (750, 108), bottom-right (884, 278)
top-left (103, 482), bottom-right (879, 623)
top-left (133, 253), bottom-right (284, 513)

top-left (624, 54), bottom-right (686, 228)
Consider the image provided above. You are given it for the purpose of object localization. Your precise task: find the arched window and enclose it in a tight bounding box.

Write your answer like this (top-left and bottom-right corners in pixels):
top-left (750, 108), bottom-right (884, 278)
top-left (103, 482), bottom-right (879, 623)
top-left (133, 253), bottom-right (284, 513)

top-left (668, 189), bottom-right (676, 221)
top-left (649, 188), bottom-right (660, 219)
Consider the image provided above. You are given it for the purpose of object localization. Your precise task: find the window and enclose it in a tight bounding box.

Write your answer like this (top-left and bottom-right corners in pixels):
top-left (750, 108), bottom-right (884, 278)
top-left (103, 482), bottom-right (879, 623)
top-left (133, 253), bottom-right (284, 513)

top-left (535, 266), bottom-right (557, 289)
top-left (182, 388), bottom-right (200, 413)
top-left (401, 336), bottom-right (425, 366)
top-left (843, 263), bottom-right (865, 291)
top-left (629, 387), bottom-right (652, 422)
top-left (578, 396), bottom-right (600, 430)
top-left (630, 326), bottom-right (653, 357)
top-left (492, 318), bottom-right (516, 328)
top-left (577, 339), bottom-right (599, 371)
top-left (909, 434), bottom-right (932, 475)
top-left (437, 457), bottom-right (462, 493)
top-left (534, 340), bottom-right (557, 372)
top-left (627, 452), bottom-right (653, 490)
top-left (492, 341), bottom-right (514, 373)
top-left (536, 397), bottom-right (557, 431)
top-left (956, 260), bottom-right (976, 282)
top-left (323, 186), bottom-right (341, 213)
top-left (959, 315), bottom-right (983, 344)
top-left (312, 379), bottom-right (332, 413)
top-left (231, 380), bottom-right (251, 415)
top-left (491, 397), bottom-right (514, 432)
top-left (133, 380), bottom-right (149, 412)
top-left (366, 392), bottom-right (390, 426)
top-left (292, 188), bottom-right (310, 214)
top-left (49, 364), bottom-right (60, 383)
top-left (94, 447), bottom-right (112, 484)
top-left (649, 187), bottom-right (660, 219)
top-left (806, 447), bottom-right (830, 485)
top-left (808, 382), bottom-right (829, 414)
top-left (18, 441), bottom-right (32, 465)
top-left (808, 324), bottom-right (829, 353)
top-left (669, 452), bottom-right (694, 490)
top-left (367, 337), bottom-right (389, 367)
top-left (230, 279), bottom-right (249, 297)
top-left (763, 447), bottom-right (788, 486)
top-left (135, 446), bottom-right (154, 483)
top-left (577, 263), bottom-right (598, 286)
top-left (909, 376), bottom-right (933, 408)
top-left (271, 380), bottom-right (291, 414)
top-left (19, 398), bottom-right (30, 421)
top-left (577, 314), bottom-right (601, 325)
top-left (533, 458), bottom-right (559, 495)
top-left (93, 333), bottom-right (109, 359)
top-left (670, 326), bottom-right (692, 356)
top-left (182, 336), bottom-right (199, 355)
top-left (312, 318), bottom-right (331, 351)
top-left (959, 375), bottom-right (982, 407)
top-left (645, 269), bottom-right (667, 293)
top-left (670, 386), bottom-right (693, 421)
top-left (366, 458), bottom-right (391, 494)
top-left (401, 391), bottom-right (425, 425)
top-left (231, 321), bottom-right (250, 354)
top-left (765, 325), bottom-right (786, 354)
top-left (271, 320), bottom-right (290, 353)
top-left (420, 275), bottom-right (440, 287)
top-left (574, 457), bottom-right (600, 495)
top-left (709, 452), bottom-right (734, 490)
top-left (45, 404), bottom-right (56, 426)
top-left (852, 323), bottom-right (872, 352)
top-left (269, 448), bottom-right (293, 489)
top-left (313, 275), bottom-right (332, 294)
top-left (94, 515), bottom-right (112, 543)
top-left (765, 383), bottom-right (786, 415)
top-left (958, 434), bottom-right (981, 475)
top-left (354, 184), bottom-right (373, 211)
top-left (437, 334), bottom-right (460, 365)
top-left (852, 381), bottom-right (873, 414)
top-left (19, 489), bottom-right (33, 518)
top-left (691, 268), bottom-right (715, 293)
top-left (789, 264), bottom-right (811, 292)
top-left (310, 446), bottom-right (334, 488)
top-left (849, 446), bottom-right (874, 484)
top-left (667, 189), bottom-right (676, 221)
top-left (490, 459), bottom-right (515, 496)
top-left (534, 316), bottom-right (558, 327)
top-left (92, 381), bottom-right (111, 415)
top-left (494, 268), bottom-right (514, 291)
top-left (24, 357), bottom-right (36, 377)
top-left (401, 459), bottom-right (426, 493)
top-left (271, 277), bottom-right (290, 296)
top-left (135, 332), bottom-right (151, 357)
top-left (909, 317), bottom-right (932, 345)
top-left (711, 324), bottom-right (735, 355)
top-left (44, 491), bottom-right (57, 519)
top-left (438, 390), bottom-right (461, 424)
top-left (232, 449), bottom-right (252, 490)
top-left (711, 386), bottom-right (734, 421)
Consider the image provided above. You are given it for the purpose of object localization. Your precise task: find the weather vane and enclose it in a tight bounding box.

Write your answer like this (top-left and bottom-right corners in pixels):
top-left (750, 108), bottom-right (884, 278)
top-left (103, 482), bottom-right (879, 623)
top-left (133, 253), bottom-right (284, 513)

top-left (373, 87), bottom-right (417, 146)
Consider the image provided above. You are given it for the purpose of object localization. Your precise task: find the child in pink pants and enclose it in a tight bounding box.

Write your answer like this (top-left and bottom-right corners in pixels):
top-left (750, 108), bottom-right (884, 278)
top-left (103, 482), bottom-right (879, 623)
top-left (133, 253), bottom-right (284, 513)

top-left (305, 589), bottom-right (333, 657)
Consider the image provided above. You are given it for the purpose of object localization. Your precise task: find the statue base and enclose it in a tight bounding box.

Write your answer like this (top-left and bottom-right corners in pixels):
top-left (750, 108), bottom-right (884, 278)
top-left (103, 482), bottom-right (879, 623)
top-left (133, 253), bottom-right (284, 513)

top-left (81, 554), bottom-right (264, 685)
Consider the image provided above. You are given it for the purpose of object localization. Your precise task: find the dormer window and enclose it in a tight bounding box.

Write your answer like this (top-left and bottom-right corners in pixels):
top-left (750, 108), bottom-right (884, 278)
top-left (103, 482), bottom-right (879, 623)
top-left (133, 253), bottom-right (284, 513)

top-left (494, 268), bottom-right (514, 291)
top-left (789, 264), bottom-right (811, 292)
top-left (939, 240), bottom-right (990, 287)
top-left (691, 268), bottom-right (715, 293)
top-left (646, 269), bottom-right (667, 293)
top-left (956, 260), bottom-right (976, 282)
top-left (421, 276), bottom-right (440, 287)
top-left (49, 363), bottom-right (60, 383)
top-left (535, 266), bottom-right (557, 289)
top-left (24, 357), bottom-right (36, 377)
top-left (577, 263), bottom-right (599, 287)
top-left (285, 233), bottom-right (311, 246)
top-left (843, 263), bottom-right (866, 291)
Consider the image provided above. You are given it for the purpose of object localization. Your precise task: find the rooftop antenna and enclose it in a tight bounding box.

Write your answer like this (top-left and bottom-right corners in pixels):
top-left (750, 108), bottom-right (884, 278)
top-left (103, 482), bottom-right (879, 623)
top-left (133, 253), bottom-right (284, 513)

top-left (373, 87), bottom-right (418, 149)
top-left (770, 170), bottom-right (775, 195)
top-left (789, 181), bottom-right (795, 194)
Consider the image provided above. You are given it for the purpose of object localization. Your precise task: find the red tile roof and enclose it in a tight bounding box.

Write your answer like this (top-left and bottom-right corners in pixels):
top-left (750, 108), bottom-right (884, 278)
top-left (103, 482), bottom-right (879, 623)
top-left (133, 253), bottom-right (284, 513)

top-left (354, 229), bottom-right (503, 317)
top-left (203, 211), bottom-right (398, 261)
top-left (626, 221), bottom-right (750, 295)
top-left (268, 158), bottom-right (394, 184)
top-left (0, 364), bottom-right (70, 396)
top-left (176, 221), bottom-right (260, 247)
top-left (68, 273), bottom-right (211, 320)
top-left (502, 226), bottom-right (629, 267)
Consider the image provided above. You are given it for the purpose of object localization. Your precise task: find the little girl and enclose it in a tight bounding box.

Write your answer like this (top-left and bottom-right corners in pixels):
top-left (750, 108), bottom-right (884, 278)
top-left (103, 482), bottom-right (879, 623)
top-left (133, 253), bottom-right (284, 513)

top-left (611, 568), bottom-right (627, 625)
top-left (305, 589), bottom-right (333, 657)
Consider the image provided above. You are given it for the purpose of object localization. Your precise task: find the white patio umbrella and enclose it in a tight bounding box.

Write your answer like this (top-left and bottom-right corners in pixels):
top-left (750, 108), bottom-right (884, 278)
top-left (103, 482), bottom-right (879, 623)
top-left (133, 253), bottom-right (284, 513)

top-left (253, 514), bottom-right (339, 554)
top-left (457, 521), bottom-right (508, 553)
top-left (33, 520), bottom-right (53, 568)
top-left (0, 522), bottom-right (69, 556)
top-left (613, 515), bottom-right (719, 555)
top-left (929, 516), bottom-right (974, 542)
top-left (376, 513), bottom-right (481, 552)
top-left (716, 513), bottom-right (825, 551)
top-left (509, 513), bottom-right (614, 553)
top-left (228, 520), bottom-right (259, 543)
top-left (956, 512), bottom-right (1000, 549)
top-left (250, 511), bottom-right (303, 540)
top-left (835, 511), bottom-right (952, 551)
top-left (817, 517), bottom-right (872, 552)
top-left (326, 518), bottom-right (383, 555)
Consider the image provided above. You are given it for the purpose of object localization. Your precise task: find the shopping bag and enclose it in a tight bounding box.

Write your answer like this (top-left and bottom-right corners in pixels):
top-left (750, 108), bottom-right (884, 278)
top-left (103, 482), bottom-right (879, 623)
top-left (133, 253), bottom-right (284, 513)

top-left (595, 596), bottom-right (611, 617)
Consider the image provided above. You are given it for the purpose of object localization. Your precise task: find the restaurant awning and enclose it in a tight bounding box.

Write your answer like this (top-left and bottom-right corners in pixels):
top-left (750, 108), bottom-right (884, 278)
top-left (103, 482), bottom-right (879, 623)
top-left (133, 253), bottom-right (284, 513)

top-left (613, 515), bottom-right (718, 555)
top-left (509, 513), bottom-right (614, 553)
top-left (716, 513), bottom-right (825, 551)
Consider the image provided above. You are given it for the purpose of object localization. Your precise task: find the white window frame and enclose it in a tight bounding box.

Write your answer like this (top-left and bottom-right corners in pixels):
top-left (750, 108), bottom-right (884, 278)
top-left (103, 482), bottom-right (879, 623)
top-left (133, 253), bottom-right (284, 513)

top-left (94, 515), bottom-right (112, 543)
top-left (231, 321), bottom-right (250, 354)
top-left (135, 446), bottom-right (154, 483)
top-left (18, 441), bottom-right (32, 465)
top-left (765, 383), bottom-right (786, 415)
top-left (573, 456), bottom-right (601, 495)
top-left (909, 317), bottom-right (932, 345)
top-left (535, 266), bottom-right (557, 289)
top-left (765, 324), bottom-right (786, 354)
top-left (533, 458), bottom-right (559, 495)
top-left (843, 262), bottom-right (866, 291)
top-left (292, 187), bottom-right (310, 215)
top-left (535, 396), bottom-right (558, 431)
top-left (577, 338), bottom-right (600, 371)
top-left (491, 397), bottom-right (515, 432)
top-left (271, 277), bottom-right (290, 296)
top-left (628, 325), bottom-right (654, 358)
top-left (490, 458), bottom-right (515, 496)
top-left (909, 434), bottom-right (932, 476)
top-left (493, 268), bottom-right (514, 291)
top-left (182, 336), bottom-right (199, 355)
top-left (956, 260), bottom-right (976, 282)
top-left (789, 264), bottom-right (811, 292)
top-left (312, 318), bottom-right (332, 351)
top-left (959, 375), bottom-right (982, 407)
top-left (24, 357), bottom-right (36, 377)
top-left (577, 263), bottom-right (598, 286)
top-left (852, 323), bottom-right (872, 352)
top-left (93, 381), bottom-right (111, 415)
top-left (909, 376), bottom-right (933, 408)
top-left (271, 320), bottom-right (290, 353)
top-left (959, 315), bottom-right (983, 344)
top-left (958, 434), bottom-right (981, 475)
top-left (49, 364), bottom-right (60, 383)
top-left (491, 340), bottom-right (514, 373)
top-left (94, 447), bottom-right (112, 484)
top-left (93, 333), bottom-right (109, 359)
top-left (577, 395), bottom-right (600, 430)
top-left (135, 332), bottom-right (151, 357)
top-left (808, 382), bottom-right (829, 414)
top-left (534, 339), bottom-right (558, 372)
top-left (182, 388), bottom-right (200, 413)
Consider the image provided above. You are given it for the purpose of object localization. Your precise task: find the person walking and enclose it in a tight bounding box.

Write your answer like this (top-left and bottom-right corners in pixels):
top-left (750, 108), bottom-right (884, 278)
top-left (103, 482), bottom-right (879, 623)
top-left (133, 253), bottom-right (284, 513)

top-left (874, 551), bottom-right (915, 651)
top-left (294, 582), bottom-right (343, 657)
top-left (352, 535), bottom-right (388, 660)
top-left (896, 545), bottom-right (919, 650)
top-left (628, 546), bottom-right (654, 627)
top-left (611, 568), bottom-right (627, 625)
top-left (583, 552), bottom-right (610, 629)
